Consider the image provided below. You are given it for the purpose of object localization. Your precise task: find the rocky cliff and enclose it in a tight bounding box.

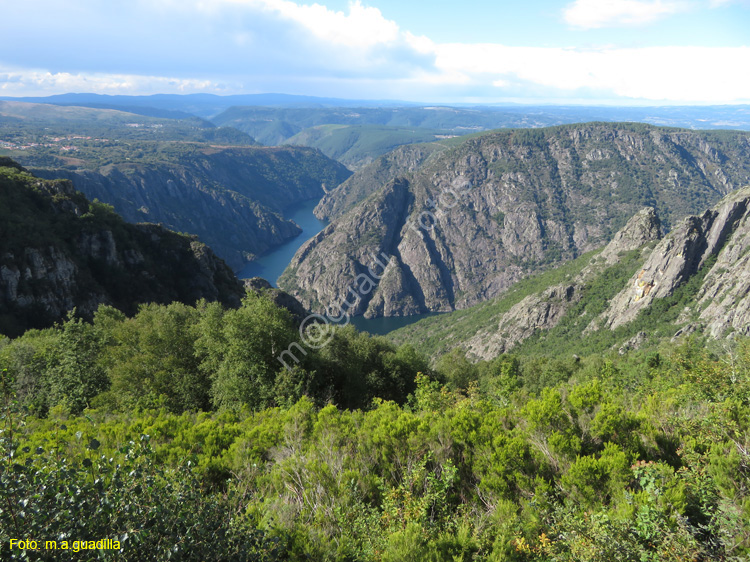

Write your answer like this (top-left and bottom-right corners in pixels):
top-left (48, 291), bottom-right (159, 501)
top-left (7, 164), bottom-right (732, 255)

top-left (30, 146), bottom-right (351, 270)
top-left (280, 123), bottom-right (750, 318)
top-left (465, 208), bottom-right (662, 359)
top-left (392, 186), bottom-right (750, 361)
top-left (313, 143), bottom-right (447, 220)
top-left (597, 185), bottom-right (750, 337)
top-left (0, 159), bottom-right (245, 337)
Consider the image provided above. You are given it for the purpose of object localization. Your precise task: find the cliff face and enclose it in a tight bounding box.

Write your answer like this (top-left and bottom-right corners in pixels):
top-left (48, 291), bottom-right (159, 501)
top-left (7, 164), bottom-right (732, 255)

top-left (597, 186), bottom-right (750, 337)
top-left (465, 208), bottom-right (662, 359)
top-left (392, 187), bottom-right (750, 361)
top-left (280, 123), bottom-right (750, 318)
top-left (0, 159), bottom-right (245, 337)
top-left (314, 143), bottom-right (445, 221)
top-left (280, 178), bottom-right (414, 317)
top-left (31, 146), bottom-right (351, 270)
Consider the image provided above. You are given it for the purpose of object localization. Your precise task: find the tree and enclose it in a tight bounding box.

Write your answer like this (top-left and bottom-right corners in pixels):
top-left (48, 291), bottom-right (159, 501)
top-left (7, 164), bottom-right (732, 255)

top-left (196, 294), bottom-right (300, 411)
top-left (44, 314), bottom-right (108, 414)
top-left (95, 303), bottom-right (208, 412)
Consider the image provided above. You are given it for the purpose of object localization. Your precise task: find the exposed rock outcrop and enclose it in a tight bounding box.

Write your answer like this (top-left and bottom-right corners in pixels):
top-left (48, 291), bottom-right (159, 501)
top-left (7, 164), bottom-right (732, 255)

top-left (596, 207), bottom-right (662, 265)
top-left (314, 143), bottom-right (446, 221)
top-left (599, 186), bottom-right (750, 336)
top-left (466, 207), bottom-right (662, 359)
top-left (0, 161), bottom-right (245, 337)
top-left (282, 123), bottom-right (750, 318)
top-left (30, 146), bottom-right (351, 270)
top-left (390, 187), bottom-right (750, 360)
top-left (280, 178), bottom-right (412, 318)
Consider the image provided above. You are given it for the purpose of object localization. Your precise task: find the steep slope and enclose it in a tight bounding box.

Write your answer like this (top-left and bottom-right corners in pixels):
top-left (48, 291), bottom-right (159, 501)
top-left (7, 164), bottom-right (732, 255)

top-left (280, 123), bottom-right (750, 318)
top-left (387, 208), bottom-right (661, 359)
top-left (596, 185), bottom-right (750, 337)
top-left (31, 146), bottom-right (351, 269)
top-left (2, 102), bottom-right (351, 270)
top-left (0, 159), bottom-right (245, 337)
top-left (313, 142), bottom-right (448, 220)
top-left (464, 207), bottom-right (663, 359)
top-left (392, 186), bottom-right (750, 360)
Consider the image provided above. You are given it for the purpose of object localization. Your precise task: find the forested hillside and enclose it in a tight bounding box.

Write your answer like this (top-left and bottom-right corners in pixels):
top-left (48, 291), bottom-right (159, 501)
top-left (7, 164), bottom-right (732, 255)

top-left (283, 124), bottom-right (450, 170)
top-left (0, 158), bottom-right (244, 337)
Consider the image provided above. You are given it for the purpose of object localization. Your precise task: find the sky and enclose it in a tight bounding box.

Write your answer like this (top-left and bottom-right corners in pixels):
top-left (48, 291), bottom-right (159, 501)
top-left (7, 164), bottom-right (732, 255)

top-left (1, 0), bottom-right (749, 104)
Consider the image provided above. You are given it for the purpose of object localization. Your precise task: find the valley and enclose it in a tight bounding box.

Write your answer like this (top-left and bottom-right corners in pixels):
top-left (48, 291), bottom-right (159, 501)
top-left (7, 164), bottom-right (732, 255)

top-left (2, 94), bottom-right (750, 562)
top-left (0, 101), bottom-right (351, 270)
top-left (4, 0), bottom-right (750, 556)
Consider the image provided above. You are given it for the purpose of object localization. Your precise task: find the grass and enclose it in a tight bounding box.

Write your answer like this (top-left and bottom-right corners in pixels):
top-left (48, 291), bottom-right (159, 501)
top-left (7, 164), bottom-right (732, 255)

top-left (388, 248), bottom-right (606, 358)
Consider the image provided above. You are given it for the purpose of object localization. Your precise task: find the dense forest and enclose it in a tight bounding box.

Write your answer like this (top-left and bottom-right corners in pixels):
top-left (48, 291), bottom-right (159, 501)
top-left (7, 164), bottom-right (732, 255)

top-left (1, 293), bottom-right (748, 560)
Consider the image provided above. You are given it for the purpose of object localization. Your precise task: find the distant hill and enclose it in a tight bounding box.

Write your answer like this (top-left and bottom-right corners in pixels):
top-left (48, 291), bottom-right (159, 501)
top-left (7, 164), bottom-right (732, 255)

top-left (278, 123), bottom-right (750, 320)
top-left (6, 95), bottom-right (750, 171)
top-left (0, 93), bottom-right (416, 119)
top-left (0, 158), bottom-right (245, 337)
top-left (213, 104), bottom-right (750, 169)
top-left (0, 100), bottom-right (257, 144)
top-left (211, 105), bottom-right (560, 145)
top-left (283, 124), bottom-right (450, 170)
top-left (0, 101), bottom-right (351, 270)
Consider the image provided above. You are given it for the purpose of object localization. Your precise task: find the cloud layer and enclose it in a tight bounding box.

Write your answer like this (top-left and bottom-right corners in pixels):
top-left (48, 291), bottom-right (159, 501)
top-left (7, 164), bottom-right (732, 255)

top-left (0, 0), bottom-right (748, 103)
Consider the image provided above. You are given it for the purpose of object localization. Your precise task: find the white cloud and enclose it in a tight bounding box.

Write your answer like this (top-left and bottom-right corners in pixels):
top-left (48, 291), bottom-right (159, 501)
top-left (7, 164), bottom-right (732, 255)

top-left (431, 43), bottom-right (750, 103)
top-left (0, 67), bottom-right (226, 96)
top-left (193, 0), bottom-right (400, 49)
top-left (1, 0), bottom-right (748, 104)
top-left (3, 41), bottom-right (749, 104)
top-left (563, 0), bottom-right (687, 28)
top-left (266, 0), bottom-right (399, 48)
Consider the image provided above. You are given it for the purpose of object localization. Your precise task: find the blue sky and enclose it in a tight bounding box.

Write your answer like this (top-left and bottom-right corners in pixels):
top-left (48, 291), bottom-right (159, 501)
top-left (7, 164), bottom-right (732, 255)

top-left (1, 0), bottom-right (748, 104)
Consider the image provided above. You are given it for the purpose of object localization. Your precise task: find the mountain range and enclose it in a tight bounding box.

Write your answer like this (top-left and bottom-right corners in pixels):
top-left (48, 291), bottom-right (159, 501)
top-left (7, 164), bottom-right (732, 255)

top-left (279, 123), bottom-right (750, 321)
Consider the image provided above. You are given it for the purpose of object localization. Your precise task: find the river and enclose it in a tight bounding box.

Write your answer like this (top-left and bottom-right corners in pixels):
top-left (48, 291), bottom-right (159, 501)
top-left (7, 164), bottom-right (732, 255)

top-left (237, 198), bottom-right (433, 335)
top-left (237, 198), bottom-right (326, 285)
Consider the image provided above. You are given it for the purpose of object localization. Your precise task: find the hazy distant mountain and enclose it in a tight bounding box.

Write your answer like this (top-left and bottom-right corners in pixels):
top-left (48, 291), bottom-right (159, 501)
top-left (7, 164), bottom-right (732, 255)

top-left (279, 123), bottom-right (750, 319)
top-left (0, 93), bottom-right (417, 119)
